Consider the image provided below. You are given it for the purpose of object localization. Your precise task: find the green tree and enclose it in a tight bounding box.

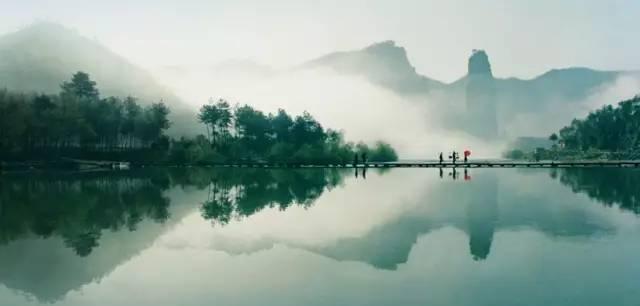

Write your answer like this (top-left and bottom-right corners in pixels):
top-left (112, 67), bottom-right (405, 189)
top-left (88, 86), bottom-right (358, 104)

top-left (60, 71), bottom-right (99, 100)
top-left (555, 95), bottom-right (640, 155)
top-left (198, 98), bottom-right (232, 146)
top-left (234, 105), bottom-right (272, 157)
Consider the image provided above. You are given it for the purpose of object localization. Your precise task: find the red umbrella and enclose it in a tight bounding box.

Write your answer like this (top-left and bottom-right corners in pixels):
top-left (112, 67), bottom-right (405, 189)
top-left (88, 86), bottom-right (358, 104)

top-left (464, 150), bottom-right (471, 157)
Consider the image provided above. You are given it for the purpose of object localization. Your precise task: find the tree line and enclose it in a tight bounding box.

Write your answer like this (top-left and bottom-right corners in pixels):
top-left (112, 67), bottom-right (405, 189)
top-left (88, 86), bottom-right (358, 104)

top-left (505, 95), bottom-right (640, 160)
top-left (554, 95), bottom-right (640, 153)
top-left (0, 71), bottom-right (397, 164)
top-left (0, 72), bottom-right (171, 160)
top-left (169, 99), bottom-right (397, 164)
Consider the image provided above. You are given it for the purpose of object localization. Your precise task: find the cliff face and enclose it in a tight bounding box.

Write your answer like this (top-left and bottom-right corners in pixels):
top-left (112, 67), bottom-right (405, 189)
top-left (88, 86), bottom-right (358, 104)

top-left (465, 50), bottom-right (498, 139)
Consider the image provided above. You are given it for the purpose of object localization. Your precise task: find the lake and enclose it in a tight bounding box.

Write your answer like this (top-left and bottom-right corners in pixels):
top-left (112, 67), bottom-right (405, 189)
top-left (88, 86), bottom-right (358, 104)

top-left (0, 167), bottom-right (639, 306)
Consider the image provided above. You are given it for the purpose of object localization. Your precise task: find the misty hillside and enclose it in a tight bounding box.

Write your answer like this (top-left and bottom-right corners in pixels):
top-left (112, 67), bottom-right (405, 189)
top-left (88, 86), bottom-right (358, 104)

top-left (0, 22), bottom-right (175, 101)
top-left (0, 22), bottom-right (201, 136)
top-left (303, 40), bottom-right (445, 94)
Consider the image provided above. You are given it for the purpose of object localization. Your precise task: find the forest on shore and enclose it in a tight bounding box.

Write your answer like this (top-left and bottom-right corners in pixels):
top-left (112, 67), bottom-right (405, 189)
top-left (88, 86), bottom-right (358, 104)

top-left (505, 95), bottom-right (640, 161)
top-left (0, 72), bottom-right (397, 165)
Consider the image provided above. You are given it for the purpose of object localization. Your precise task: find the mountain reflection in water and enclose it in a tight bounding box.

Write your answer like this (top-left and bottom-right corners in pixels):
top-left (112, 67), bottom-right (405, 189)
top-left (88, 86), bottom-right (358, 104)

top-left (0, 167), bottom-right (638, 304)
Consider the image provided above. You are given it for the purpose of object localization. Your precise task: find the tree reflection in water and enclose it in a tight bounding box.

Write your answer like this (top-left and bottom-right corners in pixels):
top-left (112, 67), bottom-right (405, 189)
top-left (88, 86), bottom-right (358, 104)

top-left (555, 168), bottom-right (640, 214)
top-left (0, 167), bottom-right (635, 261)
top-left (0, 168), bottom-right (348, 256)
top-left (199, 168), bottom-right (346, 225)
top-left (0, 171), bottom-right (171, 257)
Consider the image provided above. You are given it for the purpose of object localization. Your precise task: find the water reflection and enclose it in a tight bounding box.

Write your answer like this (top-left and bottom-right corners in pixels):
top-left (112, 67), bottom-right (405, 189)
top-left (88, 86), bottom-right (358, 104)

top-left (555, 168), bottom-right (640, 214)
top-left (1, 168), bottom-right (635, 263)
top-left (0, 169), bottom-right (347, 257)
top-left (199, 168), bottom-right (346, 225)
top-left (194, 169), bottom-right (624, 270)
top-left (0, 168), bottom-right (347, 302)
top-left (0, 171), bottom-right (171, 257)
top-left (465, 172), bottom-right (496, 260)
top-left (0, 168), bottom-right (638, 305)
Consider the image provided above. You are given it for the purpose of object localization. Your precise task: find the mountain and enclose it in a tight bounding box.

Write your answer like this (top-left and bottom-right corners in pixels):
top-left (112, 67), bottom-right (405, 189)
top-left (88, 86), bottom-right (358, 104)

top-left (0, 22), bottom-right (201, 136)
top-left (303, 40), bottom-right (444, 94)
top-left (0, 22), bottom-right (171, 101)
top-left (5, 22), bottom-right (633, 141)
top-left (301, 41), bottom-right (640, 139)
top-left (304, 40), bottom-right (628, 101)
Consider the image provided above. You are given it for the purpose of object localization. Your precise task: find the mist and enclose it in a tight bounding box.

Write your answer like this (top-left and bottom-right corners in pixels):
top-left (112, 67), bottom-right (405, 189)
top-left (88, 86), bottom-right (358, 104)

top-left (154, 65), bottom-right (507, 159)
top-left (154, 60), bottom-right (640, 159)
top-left (503, 75), bottom-right (640, 139)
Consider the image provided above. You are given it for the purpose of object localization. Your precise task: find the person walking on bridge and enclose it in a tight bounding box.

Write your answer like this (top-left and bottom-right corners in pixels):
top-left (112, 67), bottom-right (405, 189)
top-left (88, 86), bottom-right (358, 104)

top-left (439, 152), bottom-right (444, 164)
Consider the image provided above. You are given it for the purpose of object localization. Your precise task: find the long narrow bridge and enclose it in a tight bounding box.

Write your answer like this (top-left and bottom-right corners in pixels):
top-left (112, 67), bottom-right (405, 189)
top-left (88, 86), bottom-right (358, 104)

top-left (4, 160), bottom-right (640, 173)
top-left (207, 160), bottom-right (640, 169)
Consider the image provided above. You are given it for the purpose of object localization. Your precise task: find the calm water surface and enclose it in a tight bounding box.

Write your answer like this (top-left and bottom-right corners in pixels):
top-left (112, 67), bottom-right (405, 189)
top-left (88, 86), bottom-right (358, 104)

top-left (0, 167), bottom-right (639, 306)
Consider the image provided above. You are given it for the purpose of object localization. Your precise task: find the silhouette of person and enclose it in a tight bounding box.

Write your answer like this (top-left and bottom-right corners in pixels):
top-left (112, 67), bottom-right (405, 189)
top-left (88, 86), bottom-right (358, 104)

top-left (452, 151), bottom-right (457, 164)
top-left (439, 152), bottom-right (444, 164)
top-left (354, 153), bottom-right (359, 167)
top-left (464, 154), bottom-right (468, 163)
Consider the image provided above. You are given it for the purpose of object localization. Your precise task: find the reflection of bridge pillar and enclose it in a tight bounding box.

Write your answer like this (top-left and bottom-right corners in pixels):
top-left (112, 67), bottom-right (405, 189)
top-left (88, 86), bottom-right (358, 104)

top-left (465, 171), bottom-right (498, 260)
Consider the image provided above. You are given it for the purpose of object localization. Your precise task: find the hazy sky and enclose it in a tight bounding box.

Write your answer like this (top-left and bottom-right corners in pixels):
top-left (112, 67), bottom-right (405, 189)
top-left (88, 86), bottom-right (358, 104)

top-left (1, 0), bottom-right (639, 82)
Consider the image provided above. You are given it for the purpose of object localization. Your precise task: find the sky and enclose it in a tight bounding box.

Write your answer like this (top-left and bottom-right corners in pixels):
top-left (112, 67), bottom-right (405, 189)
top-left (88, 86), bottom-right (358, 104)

top-left (1, 0), bottom-right (639, 82)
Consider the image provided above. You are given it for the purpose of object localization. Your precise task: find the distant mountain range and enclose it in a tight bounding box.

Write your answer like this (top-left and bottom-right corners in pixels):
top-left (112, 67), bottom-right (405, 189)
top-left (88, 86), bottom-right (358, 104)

top-left (305, 40), bottom-right (630, 100)
top-left (1, 22), bottom-right (638, 140)
top-left (302, 40), bottom-right (639, 139)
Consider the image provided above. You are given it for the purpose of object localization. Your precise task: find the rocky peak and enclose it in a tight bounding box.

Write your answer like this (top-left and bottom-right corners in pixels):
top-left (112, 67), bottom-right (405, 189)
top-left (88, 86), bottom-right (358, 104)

top-left (468, 49), bottom-right (492, 77)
